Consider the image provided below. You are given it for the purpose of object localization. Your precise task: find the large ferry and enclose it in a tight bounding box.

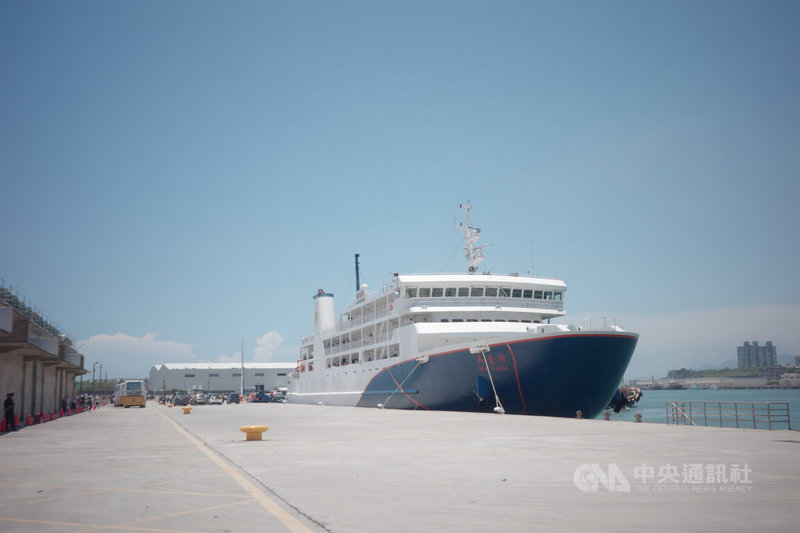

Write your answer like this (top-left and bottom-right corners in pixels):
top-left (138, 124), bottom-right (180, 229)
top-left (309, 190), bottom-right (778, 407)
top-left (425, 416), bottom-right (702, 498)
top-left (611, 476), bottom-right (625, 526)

top-left (287, 204), bottom-right (638, 418)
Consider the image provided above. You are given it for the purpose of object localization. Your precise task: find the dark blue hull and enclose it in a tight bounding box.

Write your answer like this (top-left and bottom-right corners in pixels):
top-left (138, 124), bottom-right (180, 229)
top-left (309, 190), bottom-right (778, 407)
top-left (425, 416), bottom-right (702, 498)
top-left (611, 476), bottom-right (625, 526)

top-left (356, 333), bottom-right (638, 419)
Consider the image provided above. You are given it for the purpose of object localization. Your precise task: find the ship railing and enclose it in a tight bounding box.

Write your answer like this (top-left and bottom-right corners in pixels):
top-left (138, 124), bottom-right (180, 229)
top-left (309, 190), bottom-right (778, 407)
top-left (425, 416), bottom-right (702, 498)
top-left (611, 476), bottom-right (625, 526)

top-left (665, 401), bottom-right (791, 430)
top-left (583, 316), bottom-right (618, 331)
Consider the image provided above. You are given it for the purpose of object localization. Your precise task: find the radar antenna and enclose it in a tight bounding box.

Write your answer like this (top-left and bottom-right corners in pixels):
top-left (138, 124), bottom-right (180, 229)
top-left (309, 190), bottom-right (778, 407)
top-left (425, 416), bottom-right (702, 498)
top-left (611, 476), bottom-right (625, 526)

top-left (455, 202), bottom-right (491, 274)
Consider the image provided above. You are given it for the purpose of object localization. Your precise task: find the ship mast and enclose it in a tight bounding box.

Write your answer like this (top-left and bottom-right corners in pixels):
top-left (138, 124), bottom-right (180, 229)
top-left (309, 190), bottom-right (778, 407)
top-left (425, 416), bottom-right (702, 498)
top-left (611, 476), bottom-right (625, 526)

top-left (455, 202), bottom-right (491, 274)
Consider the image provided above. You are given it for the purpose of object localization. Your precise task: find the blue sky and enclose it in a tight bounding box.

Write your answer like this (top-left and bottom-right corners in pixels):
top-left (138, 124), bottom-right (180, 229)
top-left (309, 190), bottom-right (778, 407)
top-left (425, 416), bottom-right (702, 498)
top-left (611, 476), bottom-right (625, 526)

top-left (2, 1), bottom-right (799, 381)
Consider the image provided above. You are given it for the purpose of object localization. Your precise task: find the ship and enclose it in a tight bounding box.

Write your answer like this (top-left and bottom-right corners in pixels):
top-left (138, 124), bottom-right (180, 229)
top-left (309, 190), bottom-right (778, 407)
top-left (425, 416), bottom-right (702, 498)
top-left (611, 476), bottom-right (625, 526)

top-left (287, 203), bottom-right (638, 418)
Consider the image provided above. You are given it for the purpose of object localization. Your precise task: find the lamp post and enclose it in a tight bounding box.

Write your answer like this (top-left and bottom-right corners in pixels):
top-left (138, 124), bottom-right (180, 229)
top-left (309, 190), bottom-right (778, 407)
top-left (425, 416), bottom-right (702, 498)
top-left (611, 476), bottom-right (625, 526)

top-left (98, 363), bottom-right (103, 401)
top-left (92, 361), bottom-right (98, 399)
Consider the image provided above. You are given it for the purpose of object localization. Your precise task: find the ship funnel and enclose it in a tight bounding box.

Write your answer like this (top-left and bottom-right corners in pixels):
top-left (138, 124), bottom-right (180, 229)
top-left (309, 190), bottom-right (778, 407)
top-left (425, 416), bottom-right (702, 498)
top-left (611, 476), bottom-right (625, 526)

top-left (313, 289), bottom-right (335, 339)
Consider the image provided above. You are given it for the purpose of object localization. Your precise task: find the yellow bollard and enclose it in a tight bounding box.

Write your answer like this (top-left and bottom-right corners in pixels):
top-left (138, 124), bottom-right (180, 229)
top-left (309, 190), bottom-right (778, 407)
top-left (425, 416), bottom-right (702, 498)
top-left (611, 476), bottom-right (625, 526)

top-left (167, 404), bottom-right (173, 408)
top-left (182, 406), bottom-right (192, 415)
top-left (240, 425), bottom-right (268, 441)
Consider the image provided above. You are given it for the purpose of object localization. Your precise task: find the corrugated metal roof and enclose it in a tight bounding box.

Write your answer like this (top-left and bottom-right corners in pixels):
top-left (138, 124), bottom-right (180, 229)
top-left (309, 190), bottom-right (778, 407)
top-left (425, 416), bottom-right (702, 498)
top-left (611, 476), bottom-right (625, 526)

top-left (151, 362), bottom-right (295, 371)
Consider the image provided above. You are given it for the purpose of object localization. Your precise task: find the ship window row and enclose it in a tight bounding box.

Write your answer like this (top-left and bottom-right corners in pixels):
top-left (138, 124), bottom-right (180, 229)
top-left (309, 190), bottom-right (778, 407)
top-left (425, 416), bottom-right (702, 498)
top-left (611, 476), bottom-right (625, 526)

top-left (405, 287), bottom-right (562, 301)
top-left (440, 319), bottom-right (535, 323)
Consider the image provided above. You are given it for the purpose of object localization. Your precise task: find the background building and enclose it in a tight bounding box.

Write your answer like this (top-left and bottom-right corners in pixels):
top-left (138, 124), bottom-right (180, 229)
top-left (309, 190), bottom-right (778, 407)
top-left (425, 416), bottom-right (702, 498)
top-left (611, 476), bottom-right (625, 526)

top-left (149, 362), bottom-right (295, 394)
top-left (1, 285), bottom-right (86, 421)
top-left (737, 341), bottom-right (777, 369)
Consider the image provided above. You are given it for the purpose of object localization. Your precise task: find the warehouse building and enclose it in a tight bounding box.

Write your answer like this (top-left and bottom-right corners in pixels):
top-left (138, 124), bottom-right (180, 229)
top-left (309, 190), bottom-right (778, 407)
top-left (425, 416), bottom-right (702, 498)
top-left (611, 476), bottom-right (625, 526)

top-left (148, 362), bottom-right (295, 394)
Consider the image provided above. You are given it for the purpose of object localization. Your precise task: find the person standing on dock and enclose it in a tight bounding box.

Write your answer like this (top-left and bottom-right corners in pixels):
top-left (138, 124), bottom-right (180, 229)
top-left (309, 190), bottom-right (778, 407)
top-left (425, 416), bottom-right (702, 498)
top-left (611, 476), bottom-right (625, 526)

top-left (4, 393), bottom-right (17, 431)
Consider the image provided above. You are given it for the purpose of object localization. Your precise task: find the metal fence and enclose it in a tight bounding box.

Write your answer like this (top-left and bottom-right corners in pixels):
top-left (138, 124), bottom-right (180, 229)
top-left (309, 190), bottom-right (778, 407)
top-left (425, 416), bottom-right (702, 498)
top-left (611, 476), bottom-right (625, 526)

top-left (665, 401), bottom-right (791, 430)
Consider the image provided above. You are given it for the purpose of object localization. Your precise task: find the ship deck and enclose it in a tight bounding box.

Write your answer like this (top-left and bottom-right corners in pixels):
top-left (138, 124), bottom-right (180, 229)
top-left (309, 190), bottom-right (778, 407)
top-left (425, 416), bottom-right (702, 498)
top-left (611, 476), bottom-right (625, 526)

top-left (1, 402), bottom-right (797, 532)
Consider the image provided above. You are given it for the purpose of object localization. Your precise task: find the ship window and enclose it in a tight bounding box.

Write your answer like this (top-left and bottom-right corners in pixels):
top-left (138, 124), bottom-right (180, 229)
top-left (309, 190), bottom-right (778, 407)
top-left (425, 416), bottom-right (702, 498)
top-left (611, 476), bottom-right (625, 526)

top-left (523, 289), bottom-right (533, 298)
top-left (499, 287), bottom-right (511, 297)
top-left (512, 289), bottom-right (522, 298)
top-left (184, 373), bottom-right (195, 377)
top-left (554, 292), bottom-right (563, 301)
top-left (467, 319), bottom-right (478, 322)
top-left (232, 373), bottom-right (241, 377)
top-left (458, 287), bottom-right (469, 297)
top-left (470, 287), bottom-right (484, 297)
top-left (452, 318), bottom-right (463, 322)
top-left (445, 287), bottom-right (457, 297)
top-left (485, 287), bottom-right (498, 297)
top-left (544, 291), bottom-right (553, 300)
top-left (522, 320), bottom-right (532, 323)
top-left (481, 319), bottom-right (492, 322)
top-left (534, 290), bottom-right (543, 299)
top-left (419, 288), bottom-right (431, 297)
top-left (509, 319), bottom-right (519, 322)
top-left (255, 373), bottom-right (264, 376)
top-left (432, 288), bottom-right (444, 297)
top-left (440, 319), bottom-right (449, 322)
top-left (406, 287), bottom-right (417, 298)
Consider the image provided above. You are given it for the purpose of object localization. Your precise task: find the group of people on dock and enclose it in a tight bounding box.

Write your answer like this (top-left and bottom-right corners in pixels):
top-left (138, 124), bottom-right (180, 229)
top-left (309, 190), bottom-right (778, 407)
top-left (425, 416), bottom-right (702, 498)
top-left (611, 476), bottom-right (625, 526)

top-left (2, 392), bottom-right (106, 433)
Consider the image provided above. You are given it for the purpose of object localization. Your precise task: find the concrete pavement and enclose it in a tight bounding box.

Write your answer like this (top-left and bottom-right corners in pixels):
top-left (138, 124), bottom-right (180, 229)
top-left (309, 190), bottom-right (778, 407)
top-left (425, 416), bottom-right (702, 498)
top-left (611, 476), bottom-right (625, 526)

top-left (1, 401), bottom-right (798, 532)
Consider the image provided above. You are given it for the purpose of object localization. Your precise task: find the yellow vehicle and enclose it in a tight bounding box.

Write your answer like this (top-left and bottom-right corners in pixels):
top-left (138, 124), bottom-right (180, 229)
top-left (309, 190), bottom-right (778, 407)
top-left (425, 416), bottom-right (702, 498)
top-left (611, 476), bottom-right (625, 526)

top-left (113, 380), bottom-right (147, 408)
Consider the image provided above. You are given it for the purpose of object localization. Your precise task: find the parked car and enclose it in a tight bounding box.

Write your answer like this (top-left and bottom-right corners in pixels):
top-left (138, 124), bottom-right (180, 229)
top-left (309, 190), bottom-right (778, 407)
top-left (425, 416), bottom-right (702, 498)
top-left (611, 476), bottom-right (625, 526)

top-left (223, 392), bottom-right (240, 404)
top-left (251, 391), bottom-right (272, 403)
top-left (252, 389), bottom-right (285, 403)
top-left (207, 394), bottom-right (222, 405)
top-left (172, 392), bottom-right (190, 406)
top-left (272, 389), bottom-right (286, 402)
top-left (193, 393), bottom-right (209, 405)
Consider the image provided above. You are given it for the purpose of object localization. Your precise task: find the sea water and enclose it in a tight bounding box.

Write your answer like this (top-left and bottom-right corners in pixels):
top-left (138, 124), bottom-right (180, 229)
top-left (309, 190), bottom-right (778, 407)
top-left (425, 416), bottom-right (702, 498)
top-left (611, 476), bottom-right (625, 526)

top-left (606, 388), bottom-right (799, 430)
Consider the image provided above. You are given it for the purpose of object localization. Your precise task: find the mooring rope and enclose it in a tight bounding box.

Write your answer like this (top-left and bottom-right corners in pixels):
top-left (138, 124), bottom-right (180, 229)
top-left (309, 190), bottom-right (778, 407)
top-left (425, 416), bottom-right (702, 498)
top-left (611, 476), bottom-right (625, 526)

top-left (480, 350), bottom-right (505, 414)
top-left (382, 359), bottom-right (424, 408)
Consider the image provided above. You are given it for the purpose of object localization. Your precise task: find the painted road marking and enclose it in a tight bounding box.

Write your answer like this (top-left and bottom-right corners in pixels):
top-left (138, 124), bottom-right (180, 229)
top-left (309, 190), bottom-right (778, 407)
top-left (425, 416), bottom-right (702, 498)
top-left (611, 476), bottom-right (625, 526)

top-left (156, 409), bottom-right (314, 533)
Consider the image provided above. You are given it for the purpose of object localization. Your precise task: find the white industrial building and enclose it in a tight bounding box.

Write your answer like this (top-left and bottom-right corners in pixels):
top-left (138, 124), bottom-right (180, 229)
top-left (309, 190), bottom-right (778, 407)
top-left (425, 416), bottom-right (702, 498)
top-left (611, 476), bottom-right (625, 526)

top-left (148, 362), bottom-right (295, 394)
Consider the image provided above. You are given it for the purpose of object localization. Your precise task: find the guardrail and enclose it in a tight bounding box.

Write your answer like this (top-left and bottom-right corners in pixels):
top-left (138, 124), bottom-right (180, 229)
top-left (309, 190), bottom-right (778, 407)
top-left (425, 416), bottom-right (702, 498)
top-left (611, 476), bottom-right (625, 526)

top-left (665, 401), bottom-right (791, 430)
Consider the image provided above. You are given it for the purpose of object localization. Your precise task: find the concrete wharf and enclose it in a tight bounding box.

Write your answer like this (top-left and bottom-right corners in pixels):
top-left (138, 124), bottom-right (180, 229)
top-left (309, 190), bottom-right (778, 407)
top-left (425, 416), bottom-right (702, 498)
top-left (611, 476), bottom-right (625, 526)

top-left (1, 402), bottom-right (798, 532)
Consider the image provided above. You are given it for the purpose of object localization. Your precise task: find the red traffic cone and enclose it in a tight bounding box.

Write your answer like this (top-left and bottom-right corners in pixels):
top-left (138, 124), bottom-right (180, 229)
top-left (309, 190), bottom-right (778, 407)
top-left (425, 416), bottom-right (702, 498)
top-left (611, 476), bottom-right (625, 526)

top-left (33, 414), bottom-right (39, 424)
top-left (40, 412), bottom-right (46, 423)
top-left (59, 408), bottom-right (64, 417)
top-left (50, 412), bottom-right (55, 421)
top-left (1, 418), bottom-right (6, 431)
top-left (26, 414), bottom-right (32, 426)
